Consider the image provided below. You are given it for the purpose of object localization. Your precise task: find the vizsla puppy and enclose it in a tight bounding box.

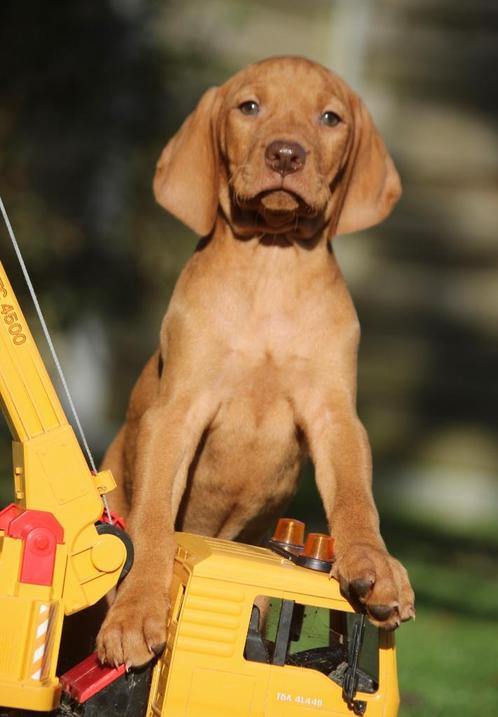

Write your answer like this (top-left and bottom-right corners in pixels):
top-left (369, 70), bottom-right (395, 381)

top-left (97, 56), bottom-right (415, 668)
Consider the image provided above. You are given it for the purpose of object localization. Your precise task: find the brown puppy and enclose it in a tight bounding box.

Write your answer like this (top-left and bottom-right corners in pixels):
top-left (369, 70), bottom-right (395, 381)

top-left (97, 56), bottom-right (415, 668)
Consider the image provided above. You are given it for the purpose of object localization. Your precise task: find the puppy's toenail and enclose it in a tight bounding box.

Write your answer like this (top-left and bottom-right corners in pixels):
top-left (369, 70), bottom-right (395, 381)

top-left (402, 605), bottom-right (416, 622)
top-left (339, 576), bottom-right (351, 598)
top-left (150, 641), bottom-right (166, 656)
top-left (350, 578), bottom-right (373, 599)
top-left (368, 604), bottom-right (395, 621)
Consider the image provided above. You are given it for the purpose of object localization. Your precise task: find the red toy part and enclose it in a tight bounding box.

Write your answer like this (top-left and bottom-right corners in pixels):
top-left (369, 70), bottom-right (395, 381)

top-left (4, 508), bottom-right (64, 543)
top-left (0, 502), bottom-right (22, 531)
top-left (100, 510), bottom-right (126, 531)
top-left (20, 526), bottom-right (59, 585)
top-left (60, 652), bottom-right (126, 704)
top-left (0, 505), bottom-right (64, 586)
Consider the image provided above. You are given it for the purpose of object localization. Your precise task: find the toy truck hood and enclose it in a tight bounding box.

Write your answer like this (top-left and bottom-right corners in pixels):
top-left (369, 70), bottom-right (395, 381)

top-left (174, 532), bottom-right (355, 611)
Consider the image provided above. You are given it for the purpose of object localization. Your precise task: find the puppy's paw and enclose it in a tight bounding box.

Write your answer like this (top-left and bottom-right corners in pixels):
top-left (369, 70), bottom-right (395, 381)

top-left (96, 589), bottom-right (169, 668)
top-left (331, 543), bottom-right (415, 630)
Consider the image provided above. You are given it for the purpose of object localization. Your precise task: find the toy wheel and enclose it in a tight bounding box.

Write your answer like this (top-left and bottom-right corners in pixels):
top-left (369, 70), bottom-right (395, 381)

top-left (96, 523), bottom-right (134, 583)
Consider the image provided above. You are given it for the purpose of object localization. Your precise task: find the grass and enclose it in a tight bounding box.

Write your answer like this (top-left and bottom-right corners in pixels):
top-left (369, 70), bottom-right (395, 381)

top-left (387, 514), bottom-right (498, 717)
top-left (396, 603), bottom-right (498, 717)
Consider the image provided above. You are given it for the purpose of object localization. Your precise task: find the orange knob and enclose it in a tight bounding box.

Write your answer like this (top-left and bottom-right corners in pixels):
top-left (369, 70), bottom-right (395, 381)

top-left (272, 518), bottom-right (305, 547)
top-left (302, 533), bottom-right (335, 562)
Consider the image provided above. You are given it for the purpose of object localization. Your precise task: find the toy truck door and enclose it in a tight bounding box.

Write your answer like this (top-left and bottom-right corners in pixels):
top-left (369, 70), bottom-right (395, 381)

top-left (244, 595), bottom-right (388, 717)
top-left (146, 574), bottom-right (186, 715)
top-left (158, 582), bottom-right (273, 717)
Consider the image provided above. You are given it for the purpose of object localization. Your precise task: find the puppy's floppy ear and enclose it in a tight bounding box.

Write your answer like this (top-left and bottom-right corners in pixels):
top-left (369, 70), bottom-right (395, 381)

top-left (153, 87), bottom-right (221, 236)
top-left (336, 96), bottom-right (401, 235)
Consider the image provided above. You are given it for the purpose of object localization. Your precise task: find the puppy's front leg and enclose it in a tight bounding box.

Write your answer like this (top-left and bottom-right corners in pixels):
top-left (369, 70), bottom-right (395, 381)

top-left (303, 398), bottom-right (415, 630)
top-left (97, 396), bottom-right (212, 667)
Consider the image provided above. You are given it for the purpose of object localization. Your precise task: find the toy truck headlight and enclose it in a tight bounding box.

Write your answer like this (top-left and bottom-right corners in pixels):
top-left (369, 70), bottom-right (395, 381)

top-left (271, 518), bottom-right (305, 548)
top-left (302, 533), bottom-right (335, 562)
top-left (269, 518), bottom-right (335, 573)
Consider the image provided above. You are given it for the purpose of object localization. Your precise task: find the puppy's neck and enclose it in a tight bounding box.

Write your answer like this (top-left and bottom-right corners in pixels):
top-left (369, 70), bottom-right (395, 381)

top-left (194, 217), bottom-right (341, 300)
top-left (211, 212), bottom-right (333, 256)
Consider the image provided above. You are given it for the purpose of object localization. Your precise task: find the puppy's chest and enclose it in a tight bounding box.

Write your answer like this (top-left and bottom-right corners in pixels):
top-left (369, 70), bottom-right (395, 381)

top-left (225, 310), bottom-right (304, 362)
top-left (214, 277), bottom-right (325, 368)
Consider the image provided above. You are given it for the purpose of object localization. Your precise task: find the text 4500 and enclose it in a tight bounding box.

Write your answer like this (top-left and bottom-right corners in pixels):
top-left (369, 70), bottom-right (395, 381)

top-left (1, 305), bottom-right (27, 345)
top-left (277, 692), bottom-right (323, 708)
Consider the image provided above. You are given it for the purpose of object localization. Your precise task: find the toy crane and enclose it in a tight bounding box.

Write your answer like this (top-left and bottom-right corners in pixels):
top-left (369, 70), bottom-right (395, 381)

top-left (0, 202), bottom-right (132, 713)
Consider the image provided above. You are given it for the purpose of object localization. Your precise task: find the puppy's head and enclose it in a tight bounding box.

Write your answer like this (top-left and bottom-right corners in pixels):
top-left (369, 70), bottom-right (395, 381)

top-left (153, 56), bottom-right (401, 240)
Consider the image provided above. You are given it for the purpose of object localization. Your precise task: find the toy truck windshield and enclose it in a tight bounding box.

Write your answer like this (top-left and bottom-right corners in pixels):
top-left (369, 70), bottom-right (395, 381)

top-left (244, 597), bottom-right (378, 695)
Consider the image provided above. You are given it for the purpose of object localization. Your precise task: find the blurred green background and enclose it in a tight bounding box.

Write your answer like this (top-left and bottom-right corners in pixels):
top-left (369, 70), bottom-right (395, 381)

top-left (1, 1), bottom-right (497, 715)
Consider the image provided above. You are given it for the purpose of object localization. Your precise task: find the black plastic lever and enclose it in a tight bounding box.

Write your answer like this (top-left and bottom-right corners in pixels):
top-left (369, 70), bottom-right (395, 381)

top-left (343, 614), bottom-right (367, 715)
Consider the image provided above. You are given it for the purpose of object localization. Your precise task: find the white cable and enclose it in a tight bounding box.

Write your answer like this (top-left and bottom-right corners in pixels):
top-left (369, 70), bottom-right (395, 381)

top-left (0, 195), bottom-right (112, 523)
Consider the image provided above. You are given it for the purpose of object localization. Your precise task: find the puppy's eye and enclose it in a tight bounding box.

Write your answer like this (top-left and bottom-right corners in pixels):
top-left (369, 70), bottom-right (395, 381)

top-left (239, 100), bottom-right (260, 116)
top-left (320, 110), bottom-right (342, 127)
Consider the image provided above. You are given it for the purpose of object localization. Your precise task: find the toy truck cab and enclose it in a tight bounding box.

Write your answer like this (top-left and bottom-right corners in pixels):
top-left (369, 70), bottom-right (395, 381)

top-left (144, 527), bottom-right (399, 717)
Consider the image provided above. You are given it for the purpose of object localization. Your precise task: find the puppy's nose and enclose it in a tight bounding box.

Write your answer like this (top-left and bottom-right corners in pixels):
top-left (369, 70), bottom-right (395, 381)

top-left (265, 140), bottom-right (306, 176)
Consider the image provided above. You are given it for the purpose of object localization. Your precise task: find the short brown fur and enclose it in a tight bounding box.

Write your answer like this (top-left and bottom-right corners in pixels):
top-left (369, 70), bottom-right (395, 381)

top-left (97, 56), bottom-right (414, 668)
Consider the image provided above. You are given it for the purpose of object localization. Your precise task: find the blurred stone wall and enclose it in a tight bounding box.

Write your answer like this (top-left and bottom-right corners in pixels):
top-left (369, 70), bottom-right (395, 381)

top-left (340, 0), bottom-right (498, 525)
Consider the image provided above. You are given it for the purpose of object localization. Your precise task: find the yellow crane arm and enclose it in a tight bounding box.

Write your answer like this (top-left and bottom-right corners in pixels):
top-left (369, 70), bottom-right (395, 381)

top-left (0, 259), bottom-right (130, 712)
top-left (0, 262), bottom-right (67, 442)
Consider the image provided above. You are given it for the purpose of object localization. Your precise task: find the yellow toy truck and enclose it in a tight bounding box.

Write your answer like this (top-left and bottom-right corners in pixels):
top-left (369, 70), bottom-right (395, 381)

top-left (58, 519), bottom-right (399, 717)
top-left (1, 494), bottom-right (399, 717)
top-left (0, 202), bottom-right (399, 717)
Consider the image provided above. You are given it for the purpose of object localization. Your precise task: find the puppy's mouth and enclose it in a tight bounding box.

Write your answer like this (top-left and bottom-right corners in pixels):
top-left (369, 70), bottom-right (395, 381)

top-left (260, 189), bottom-right (300, 213)
top-left (259, 190), bottom-right (301, 228)
top-left (239, 189), bottom-right (316, 228)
